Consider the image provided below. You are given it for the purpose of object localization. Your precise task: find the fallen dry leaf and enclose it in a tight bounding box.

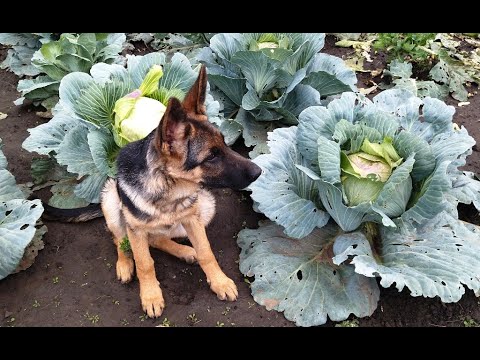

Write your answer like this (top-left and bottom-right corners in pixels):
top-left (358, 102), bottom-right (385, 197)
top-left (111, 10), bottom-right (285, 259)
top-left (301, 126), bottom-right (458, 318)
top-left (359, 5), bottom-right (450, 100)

top-left (335, 39), bottom-right (373, 52)
top-left (36, 110), bottom-right (53, 119)
top-left (359, 84), bottom-right (379, 95)
top-left (345, 57), bottom-right (369, 72)
top-left (363, 50), bottom-right (373, 63)
top-left (336, 37), bottom-right (375, 73)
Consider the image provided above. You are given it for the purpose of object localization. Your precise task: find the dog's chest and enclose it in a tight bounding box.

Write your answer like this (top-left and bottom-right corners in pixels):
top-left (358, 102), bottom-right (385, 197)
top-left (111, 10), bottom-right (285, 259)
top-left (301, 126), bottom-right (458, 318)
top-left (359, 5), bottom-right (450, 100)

top-left (147, 222), bottom-right (176, 235)
top-left (136, 188), bottom-right (201, 228)
top-left (154, 192), bottom-right (199, 214)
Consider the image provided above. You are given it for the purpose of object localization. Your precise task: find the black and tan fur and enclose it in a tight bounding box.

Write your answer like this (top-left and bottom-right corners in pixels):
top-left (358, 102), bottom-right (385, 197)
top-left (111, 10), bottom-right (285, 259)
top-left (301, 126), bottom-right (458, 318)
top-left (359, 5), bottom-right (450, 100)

top-left (98, 65), bottom-right (261, 318)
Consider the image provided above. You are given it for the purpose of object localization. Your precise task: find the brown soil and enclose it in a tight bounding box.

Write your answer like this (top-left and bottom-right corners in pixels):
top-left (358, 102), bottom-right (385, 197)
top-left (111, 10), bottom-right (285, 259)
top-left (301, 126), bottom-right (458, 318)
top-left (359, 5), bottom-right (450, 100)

top-left (1, 36), bottom-right (479, 327)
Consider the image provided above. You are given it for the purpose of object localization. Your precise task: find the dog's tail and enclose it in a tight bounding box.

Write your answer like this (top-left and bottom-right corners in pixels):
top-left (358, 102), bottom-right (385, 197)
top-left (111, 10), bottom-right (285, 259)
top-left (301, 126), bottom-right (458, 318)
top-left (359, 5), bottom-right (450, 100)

top-left (42, 203), bottom-right (103, 223)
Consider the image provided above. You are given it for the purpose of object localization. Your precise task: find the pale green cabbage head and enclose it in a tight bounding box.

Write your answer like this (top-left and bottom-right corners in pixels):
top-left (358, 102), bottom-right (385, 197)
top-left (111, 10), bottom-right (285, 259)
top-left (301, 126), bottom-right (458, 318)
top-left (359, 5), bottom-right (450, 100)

top-left (341, 137), bottom-right (403, 206)
top-left (113, 65), bottom-right (165, 147)
top-left (248, 33), bottom-right (290, 52)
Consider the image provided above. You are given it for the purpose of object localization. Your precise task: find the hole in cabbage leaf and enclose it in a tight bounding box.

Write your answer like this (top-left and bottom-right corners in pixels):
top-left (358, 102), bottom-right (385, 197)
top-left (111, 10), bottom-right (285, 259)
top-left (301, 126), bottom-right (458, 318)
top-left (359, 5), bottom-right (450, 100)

top-left (5, 210), bottom-right (12, 216)
top-left (296, 270), bottom-right (303, 280)
top-left (31, 204), bottom-right (37, 209)
top-left (20, 224), bottom-right (29, 230)
top-left (441, 281), bottom-right (446, 286)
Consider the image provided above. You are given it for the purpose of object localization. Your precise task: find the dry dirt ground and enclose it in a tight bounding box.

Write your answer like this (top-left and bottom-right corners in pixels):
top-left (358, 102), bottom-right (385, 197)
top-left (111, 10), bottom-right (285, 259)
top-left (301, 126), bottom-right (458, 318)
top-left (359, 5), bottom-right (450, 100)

top-left (1, 36), bottom-right (479, 327)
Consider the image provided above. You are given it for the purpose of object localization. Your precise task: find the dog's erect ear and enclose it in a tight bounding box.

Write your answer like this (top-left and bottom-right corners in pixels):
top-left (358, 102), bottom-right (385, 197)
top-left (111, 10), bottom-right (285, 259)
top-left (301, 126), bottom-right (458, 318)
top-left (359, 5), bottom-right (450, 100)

top-left (156, 97), bottom-right (190, 153)
top-left (182, 65), bottom-right (208, 121)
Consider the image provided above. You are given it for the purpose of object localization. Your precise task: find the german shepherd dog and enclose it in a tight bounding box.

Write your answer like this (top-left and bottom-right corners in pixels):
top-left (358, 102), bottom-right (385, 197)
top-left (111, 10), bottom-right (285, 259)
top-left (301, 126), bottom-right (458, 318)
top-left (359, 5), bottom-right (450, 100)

top-left (91, 65), bottom-right (260, 318)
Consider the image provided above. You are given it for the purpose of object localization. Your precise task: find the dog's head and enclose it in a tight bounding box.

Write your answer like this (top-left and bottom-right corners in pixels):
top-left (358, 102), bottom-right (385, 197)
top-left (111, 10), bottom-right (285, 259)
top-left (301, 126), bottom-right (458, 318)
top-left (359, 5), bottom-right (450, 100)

top-left (154, 65), bottom-right (261, 190)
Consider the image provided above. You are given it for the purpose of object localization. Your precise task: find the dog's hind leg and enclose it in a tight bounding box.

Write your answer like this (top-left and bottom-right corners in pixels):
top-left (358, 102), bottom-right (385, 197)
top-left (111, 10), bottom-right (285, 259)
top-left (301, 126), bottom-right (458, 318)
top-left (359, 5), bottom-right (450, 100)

top-left (149, 235), bottom-right (197, 264)
top-left (113, 231), bottom-right (135, 284)
top-left (127, 227), bottom-right (165, 318)
top-left (101, 179), bottom-right (135, 283)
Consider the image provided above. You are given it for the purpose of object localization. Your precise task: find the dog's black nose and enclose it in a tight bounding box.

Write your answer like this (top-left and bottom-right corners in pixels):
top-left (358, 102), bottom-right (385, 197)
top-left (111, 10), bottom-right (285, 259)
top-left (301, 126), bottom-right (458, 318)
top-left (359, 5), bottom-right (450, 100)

top-left (248, 163), bottom-right (262, 182)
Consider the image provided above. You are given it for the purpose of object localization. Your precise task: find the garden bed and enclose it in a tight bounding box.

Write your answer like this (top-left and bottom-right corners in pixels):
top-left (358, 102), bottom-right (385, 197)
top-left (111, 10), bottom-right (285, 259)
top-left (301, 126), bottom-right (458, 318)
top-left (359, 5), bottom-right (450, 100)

top-left (1, 35), bottom-right (479, 327)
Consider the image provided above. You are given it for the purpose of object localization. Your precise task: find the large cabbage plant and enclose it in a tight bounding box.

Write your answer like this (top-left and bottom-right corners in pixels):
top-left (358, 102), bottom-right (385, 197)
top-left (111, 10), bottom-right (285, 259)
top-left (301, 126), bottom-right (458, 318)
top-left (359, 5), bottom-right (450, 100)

top-left (1, 139), bottom-right (46, 280)
top-left (15, 33), bottom-right (126, 111)
top-left (22, 52), bottom-right (223, 207)
top-left (197, 33), bottom-right (357, 157)
top-left (238, 89), bottom-right (480, 326)
top-left (0, 33), bottom-right (57, 77)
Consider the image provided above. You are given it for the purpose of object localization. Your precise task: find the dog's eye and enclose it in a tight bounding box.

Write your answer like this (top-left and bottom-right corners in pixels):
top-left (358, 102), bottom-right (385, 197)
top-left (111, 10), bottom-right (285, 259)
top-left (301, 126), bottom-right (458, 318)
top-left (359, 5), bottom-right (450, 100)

top-left (205, 152), bottom-right (217, 162)
top-left (205, 148), bottom-right (220, 162)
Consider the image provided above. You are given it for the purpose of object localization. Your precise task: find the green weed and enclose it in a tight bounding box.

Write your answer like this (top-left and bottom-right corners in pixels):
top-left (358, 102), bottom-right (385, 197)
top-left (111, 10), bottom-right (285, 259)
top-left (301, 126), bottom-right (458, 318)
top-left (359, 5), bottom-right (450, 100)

top-left (120, 236), bottom-right (131, 253)
top-left (335, 319), bottom-right (359, 327)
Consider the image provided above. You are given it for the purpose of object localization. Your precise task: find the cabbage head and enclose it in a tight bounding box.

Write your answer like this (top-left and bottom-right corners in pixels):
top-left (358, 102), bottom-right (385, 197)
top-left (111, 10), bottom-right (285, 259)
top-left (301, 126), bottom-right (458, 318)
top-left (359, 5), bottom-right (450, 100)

top-left (112, 65), bottom-right (166, 147)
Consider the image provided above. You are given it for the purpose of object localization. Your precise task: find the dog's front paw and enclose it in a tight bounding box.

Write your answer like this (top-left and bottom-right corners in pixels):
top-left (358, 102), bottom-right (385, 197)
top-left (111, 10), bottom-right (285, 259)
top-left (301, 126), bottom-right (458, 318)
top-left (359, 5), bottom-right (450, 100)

top-left (116, 257), bottom-right (134, 283)
top-left (208, 275), bottom-right (238, 301)
top-left (180, 246), bottom-right (197, 264)
top-left (140, 283), bottom-right (165, 318)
